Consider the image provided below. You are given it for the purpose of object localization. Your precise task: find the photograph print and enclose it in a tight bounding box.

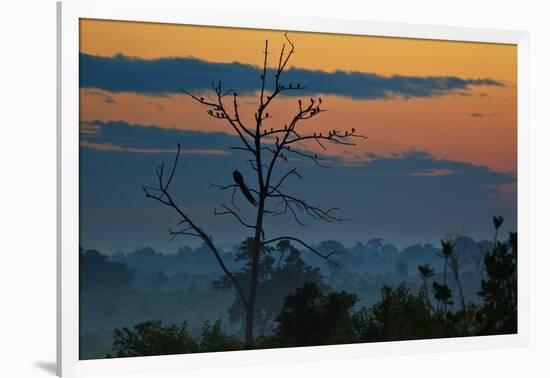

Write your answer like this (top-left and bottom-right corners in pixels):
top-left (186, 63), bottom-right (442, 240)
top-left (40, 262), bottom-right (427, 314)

top-left (78, 19), bottom-right (518, 359)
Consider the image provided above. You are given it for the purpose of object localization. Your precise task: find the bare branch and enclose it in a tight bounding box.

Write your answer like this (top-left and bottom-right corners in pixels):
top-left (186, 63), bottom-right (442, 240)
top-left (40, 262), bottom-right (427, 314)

top-left (169, 226), bottom-right (201, 240)
top-left (270, 168), bottom-right (304, 193)
top-left (208, 182), bottom-right (260, 196)
top-left (261, 236), bottom-right (340, 267)
top-left (143, 145), bottom-right (248, 308)
top-left (268, 187), bottom-right (350, 224)
top-left (214, 204), bottom-right (255, 229)
top-left (214, 204), bottom-right (265, 240)
top-left (180, 88), bottom-right (256, 151)
top-left (259, 39), bottom-right (269, 108)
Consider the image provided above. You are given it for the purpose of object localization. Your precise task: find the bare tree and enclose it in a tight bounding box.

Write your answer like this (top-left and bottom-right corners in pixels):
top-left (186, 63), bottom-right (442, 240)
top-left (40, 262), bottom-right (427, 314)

top-left (142, 33), bottom-right (366, 347)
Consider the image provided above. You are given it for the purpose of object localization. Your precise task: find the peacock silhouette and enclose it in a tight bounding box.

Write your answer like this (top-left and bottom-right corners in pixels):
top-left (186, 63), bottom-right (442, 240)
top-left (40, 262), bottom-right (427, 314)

top-left (232, 170), bottom-right (257, 206)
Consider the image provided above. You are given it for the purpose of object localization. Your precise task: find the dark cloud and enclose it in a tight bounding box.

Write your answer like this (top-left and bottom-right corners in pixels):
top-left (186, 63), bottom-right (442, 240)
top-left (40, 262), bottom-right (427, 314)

top-left (80, 120), bottom-right (239, 153)
top-left (80, 53), bottom-right (504, 100)
top-left (79, 121), bottom-right (516, 252)
top-left (80, 120), bottom-right (512, 186)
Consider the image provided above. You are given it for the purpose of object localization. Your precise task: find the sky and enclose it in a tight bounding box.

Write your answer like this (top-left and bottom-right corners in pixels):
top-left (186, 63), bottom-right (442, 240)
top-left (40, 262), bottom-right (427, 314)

top-left (79, 18), bottom-right (517, 253)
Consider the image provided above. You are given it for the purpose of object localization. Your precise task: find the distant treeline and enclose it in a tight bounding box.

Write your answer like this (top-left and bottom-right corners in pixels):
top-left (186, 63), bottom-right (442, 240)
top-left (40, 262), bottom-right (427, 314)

top-left (104, 236), bottom-right (492, 278)
top-left (79, 219), bottom-right (515, 359)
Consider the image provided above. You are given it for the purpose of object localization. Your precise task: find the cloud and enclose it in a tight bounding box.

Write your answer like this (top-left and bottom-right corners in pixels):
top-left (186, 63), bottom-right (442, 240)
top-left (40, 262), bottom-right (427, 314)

top-left (80, 120), bottom-right (241, 154)
top-left (79, 124), bottom-right (516, 251)
top-left (345, 150), bottom-right (512, 185)
top-left (79, 121), bottom-right (515, 190)
top-left (407, 168), bottom-right (455, 177)
top-left (80, 120), bottom-right (343, 163)
top-left (80, 53), bottom-right (504, 100)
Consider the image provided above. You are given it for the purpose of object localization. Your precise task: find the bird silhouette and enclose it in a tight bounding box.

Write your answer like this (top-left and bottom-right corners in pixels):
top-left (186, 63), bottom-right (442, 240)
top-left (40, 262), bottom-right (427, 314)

top-left (233, 170), bottom-right (257, 206)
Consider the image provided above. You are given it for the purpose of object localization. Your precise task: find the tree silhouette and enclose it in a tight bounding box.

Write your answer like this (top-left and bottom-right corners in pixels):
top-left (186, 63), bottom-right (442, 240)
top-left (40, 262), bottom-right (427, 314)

top-left (439, 239), bottom-right (454, 287)
top-left (111, 321), bottom-right (198, 357)
top-left (273, 282), bottom-right (358, 346)
top-left (417, 264), bottom-right (435, 313)
top-left (354, 283), bottom-right (438, 342)
top-left (80, 248), bottom-right (134, 291)
top-left (432, 281), bottom-right (453, 311)
top-left (448, 241), bottom-right (466, 312)
top-left (142, 33), bottom-right (366, 346)
top-left (200, 320), bottom-right (243, 352)
top-left (213, 238), bottom-right (326, 336)
top-left (104, 217), bottom-right (517, 356)
top-left (477, 225), bottom-right (517, 334)
top-left (434, 239), bottom-right (455, 319)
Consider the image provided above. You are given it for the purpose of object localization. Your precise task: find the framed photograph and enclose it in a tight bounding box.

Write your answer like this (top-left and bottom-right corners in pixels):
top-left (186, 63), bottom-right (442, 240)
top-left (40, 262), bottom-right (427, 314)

top-left (57, 0), bottom-right (529, 376)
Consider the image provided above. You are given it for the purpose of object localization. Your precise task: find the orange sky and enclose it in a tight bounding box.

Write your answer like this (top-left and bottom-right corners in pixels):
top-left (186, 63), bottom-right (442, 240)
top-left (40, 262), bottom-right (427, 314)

top-left (79, 18), bottom-right (517, 174)
top-left (80, 19), bottom-right (517, 80)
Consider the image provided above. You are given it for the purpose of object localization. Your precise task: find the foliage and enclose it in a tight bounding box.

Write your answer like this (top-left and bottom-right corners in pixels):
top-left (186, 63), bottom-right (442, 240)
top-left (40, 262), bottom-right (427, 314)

top-left (418, 264), bottom-right (435, 278)
top-left (80, 248), bottom-right (134, 291)
top-left (417, 263), bottom-right (435, 313)
top-left (271, 282), bottom-right (357, 346)
top-left (200, 320), bottom-right (243, 352)
top-left (432, 282), bottom-right (453, 308)
top-left (476, 231), bottom-right (517, 334)
top-left (111, 320), bottom-right (198, 357)
top-left (354, 283), bottom-right (442, 342)
top-left (99, 216), bottom-right (517, 357)
top-left (214, 238), bottom-right (326, 336)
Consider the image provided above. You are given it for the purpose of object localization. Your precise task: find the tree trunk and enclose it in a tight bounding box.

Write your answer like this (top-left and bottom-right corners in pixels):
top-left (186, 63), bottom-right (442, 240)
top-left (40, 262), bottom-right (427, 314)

top-left (244, 301), bottom-right (255, 347)
top-left (244, 195), bottom-right (265, 347)
top-left (443, 257), bottom-right (448, 286)
top-left (422, 279), bottom-right (434, 314)
top-left (453, 270), bottom-right (466, 312)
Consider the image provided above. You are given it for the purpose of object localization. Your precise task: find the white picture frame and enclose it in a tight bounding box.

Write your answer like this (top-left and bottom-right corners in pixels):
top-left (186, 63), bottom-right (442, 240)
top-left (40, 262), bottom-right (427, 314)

top-left (57, 0), bottom-right (530, 376)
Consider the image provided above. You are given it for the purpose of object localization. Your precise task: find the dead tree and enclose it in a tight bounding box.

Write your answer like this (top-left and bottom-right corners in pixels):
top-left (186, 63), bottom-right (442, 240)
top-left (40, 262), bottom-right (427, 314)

top-left (142, 34), bottom-right (366, 347)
